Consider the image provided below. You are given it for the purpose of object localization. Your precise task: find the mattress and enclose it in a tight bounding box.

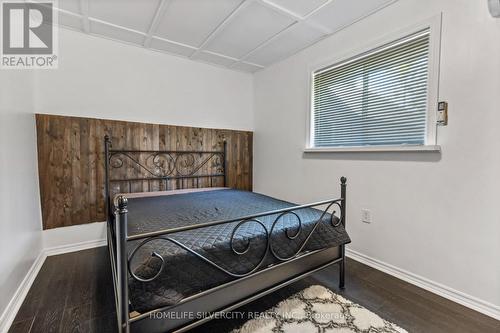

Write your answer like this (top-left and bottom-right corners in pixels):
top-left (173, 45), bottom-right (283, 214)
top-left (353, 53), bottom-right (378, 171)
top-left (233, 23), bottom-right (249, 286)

top-left (122, 189), bottom-right (351, 313)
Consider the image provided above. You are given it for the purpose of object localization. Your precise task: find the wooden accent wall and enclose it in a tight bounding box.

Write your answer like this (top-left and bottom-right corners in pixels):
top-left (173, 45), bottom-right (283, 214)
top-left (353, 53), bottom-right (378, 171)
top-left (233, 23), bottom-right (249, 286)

top-left (36, 114), bottom-right (253, 230)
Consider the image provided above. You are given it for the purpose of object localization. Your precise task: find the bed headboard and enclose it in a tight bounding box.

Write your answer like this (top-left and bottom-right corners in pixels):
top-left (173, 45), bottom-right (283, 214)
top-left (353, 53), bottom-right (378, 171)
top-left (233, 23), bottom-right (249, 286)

top-left (104, 135), bottom-right (227, 217)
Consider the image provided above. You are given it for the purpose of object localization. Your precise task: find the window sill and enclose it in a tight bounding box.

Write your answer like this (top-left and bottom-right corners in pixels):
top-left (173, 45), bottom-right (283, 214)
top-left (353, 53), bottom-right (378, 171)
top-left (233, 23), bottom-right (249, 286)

top-left (304, 145), bottom-right (441, 153)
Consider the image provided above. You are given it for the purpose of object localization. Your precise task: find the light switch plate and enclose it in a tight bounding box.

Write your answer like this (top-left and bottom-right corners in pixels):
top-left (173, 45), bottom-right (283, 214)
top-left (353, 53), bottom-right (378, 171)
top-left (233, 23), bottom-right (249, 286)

top-left (437, 101), bottom-right (448, 126)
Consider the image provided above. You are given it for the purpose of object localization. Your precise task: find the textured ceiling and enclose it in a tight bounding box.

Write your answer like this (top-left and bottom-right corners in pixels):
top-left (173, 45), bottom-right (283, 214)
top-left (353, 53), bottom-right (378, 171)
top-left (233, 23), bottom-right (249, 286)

top-left (42, 0), bottom-right (397, 73)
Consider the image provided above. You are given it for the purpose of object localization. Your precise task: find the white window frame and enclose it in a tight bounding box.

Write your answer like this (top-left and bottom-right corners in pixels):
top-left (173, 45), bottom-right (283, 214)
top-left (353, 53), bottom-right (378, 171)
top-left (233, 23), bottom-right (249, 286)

top-left (305, 15), bottom-right (442, 153)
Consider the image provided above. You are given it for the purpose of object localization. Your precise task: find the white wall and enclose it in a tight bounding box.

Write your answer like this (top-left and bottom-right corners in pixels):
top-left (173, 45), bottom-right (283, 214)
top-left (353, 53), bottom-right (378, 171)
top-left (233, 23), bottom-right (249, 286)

top-left (0, 70), bottom-right (43, 320)
top-left (34, 29), bottom-right (254, 131)
top-left (254, 0), bottom-right (500, 311)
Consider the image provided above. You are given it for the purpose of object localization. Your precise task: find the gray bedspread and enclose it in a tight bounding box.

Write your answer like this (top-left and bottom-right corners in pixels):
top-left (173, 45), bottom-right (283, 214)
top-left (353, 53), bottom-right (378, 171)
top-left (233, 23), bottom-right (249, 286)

top-left (125, 189), bottom-right (351, 312)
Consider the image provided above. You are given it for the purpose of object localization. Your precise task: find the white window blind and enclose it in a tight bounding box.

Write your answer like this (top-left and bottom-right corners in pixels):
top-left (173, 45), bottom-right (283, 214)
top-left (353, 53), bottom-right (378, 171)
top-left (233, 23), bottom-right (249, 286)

top-left (312, 29), bottom-right (431, 148)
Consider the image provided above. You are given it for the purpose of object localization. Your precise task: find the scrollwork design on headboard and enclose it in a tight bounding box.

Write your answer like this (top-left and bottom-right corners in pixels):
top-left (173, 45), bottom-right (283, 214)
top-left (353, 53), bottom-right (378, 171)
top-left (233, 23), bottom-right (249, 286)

top-left (147, 153), bottom-right (175, 177)
top-left (109, 151), bottom-right (224, 179)
top-left (104, 135), bottom-right (227, 197)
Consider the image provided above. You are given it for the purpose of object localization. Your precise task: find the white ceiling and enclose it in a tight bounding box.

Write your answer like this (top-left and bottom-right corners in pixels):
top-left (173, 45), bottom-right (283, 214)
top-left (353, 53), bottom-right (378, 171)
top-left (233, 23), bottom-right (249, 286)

top-left (45, 0), bottom-right (397, 73)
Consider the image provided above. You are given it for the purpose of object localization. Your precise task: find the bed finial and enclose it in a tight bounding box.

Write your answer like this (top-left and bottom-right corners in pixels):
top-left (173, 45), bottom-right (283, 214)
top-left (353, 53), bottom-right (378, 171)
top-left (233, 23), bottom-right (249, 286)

top-left (340, 176), bottom-right (347, 185)
top-left (116, 195), bottom-right (128, 212)
top-left (105, 135), bottom-right (112, 148)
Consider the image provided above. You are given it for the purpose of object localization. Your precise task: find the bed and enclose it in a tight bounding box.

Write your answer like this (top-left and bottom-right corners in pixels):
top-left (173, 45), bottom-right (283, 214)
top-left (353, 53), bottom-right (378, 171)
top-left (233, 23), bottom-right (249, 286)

top-left (104, 136), bottom-right (350, 333)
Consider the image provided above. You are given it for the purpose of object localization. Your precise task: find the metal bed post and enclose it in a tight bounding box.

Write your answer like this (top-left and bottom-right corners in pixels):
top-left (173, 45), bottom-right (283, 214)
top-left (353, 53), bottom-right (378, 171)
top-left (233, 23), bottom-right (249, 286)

top-left (105, 135), bottom-right (121, 332)
top-left (104, 135), bottom-right (111, 221)
top-left (339, 176), bottom-right (347, 289)
top-left (223, 140), bottom-right (228, 187)
top-left (116, 195), bottom-right (130, 333)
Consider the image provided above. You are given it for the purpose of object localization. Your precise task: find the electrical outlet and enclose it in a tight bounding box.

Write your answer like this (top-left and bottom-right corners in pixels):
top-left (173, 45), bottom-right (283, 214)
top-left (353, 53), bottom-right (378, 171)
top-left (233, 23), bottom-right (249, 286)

top-left (361, 209), bottom-right (372, 223)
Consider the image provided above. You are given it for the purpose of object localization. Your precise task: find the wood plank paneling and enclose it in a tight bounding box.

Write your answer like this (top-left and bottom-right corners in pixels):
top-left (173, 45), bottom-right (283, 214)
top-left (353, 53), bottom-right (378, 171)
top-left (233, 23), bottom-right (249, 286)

top-left (36, 114), bottom-right (253, 230)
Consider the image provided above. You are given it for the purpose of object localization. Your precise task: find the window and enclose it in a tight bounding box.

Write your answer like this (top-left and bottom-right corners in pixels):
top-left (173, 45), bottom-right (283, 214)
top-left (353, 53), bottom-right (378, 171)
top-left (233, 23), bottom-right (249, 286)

top-left (309, 24), bottom-right (440, 151)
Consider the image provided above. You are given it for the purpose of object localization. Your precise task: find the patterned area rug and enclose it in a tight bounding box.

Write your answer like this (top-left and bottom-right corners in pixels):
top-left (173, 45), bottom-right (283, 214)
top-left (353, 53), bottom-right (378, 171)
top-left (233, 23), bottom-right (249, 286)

top-left (232, 285), bottom-right (407, 333)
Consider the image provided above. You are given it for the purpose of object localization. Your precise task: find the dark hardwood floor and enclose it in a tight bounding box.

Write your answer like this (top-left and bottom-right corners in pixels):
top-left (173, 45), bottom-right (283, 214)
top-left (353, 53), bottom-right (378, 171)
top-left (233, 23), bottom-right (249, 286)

top-left (9, 247), bottom-right (499, 333)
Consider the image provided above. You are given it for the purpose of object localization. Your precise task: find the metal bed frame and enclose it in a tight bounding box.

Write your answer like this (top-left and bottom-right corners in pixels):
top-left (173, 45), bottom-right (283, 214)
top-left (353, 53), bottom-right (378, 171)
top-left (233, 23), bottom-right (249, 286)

top-left (104, 135), bottom-right (348, 333)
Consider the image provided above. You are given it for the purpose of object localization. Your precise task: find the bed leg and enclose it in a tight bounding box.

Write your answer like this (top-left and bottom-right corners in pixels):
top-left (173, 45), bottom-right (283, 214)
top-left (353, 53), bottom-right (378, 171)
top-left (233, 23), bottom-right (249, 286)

top-left (339, 177), bottom-right (347, 289)
top-left (339, 246), bottom-right (345, 289)
top-left (116, 196), bottom-right (130, 333)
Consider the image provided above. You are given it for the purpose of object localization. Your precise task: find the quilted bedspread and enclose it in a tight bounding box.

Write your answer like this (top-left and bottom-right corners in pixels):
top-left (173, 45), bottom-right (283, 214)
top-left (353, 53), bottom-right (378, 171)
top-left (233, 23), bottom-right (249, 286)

top-left (124, 189), bottom-right (351, 312)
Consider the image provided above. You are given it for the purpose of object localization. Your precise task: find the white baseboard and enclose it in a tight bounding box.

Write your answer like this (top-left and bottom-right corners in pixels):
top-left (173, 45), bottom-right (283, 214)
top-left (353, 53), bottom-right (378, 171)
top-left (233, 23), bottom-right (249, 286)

top-left (44, 238), bottom-right (107, 256)
top-left (0, 252), bottom-right (45, 333)
top-left (346, 248), bottom-right (500, 320)
top-left (0, 238), bottom-right (106, 333)
top-left (42, 221), bottom-right (107, 250)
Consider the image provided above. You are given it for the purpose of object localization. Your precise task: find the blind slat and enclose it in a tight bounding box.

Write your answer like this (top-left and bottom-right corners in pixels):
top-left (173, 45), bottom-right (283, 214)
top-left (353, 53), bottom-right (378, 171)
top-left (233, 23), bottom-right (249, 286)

top-left (314, 80), bottom-right (428, 107)
top-left (316, 118), bottom-right (427, 133)
top-left (314, 48), bottom-right (429, 85)
top-left (314, 103), bottom-right (427, 126)
top-left (315, 38), bottom-right (429, 81)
